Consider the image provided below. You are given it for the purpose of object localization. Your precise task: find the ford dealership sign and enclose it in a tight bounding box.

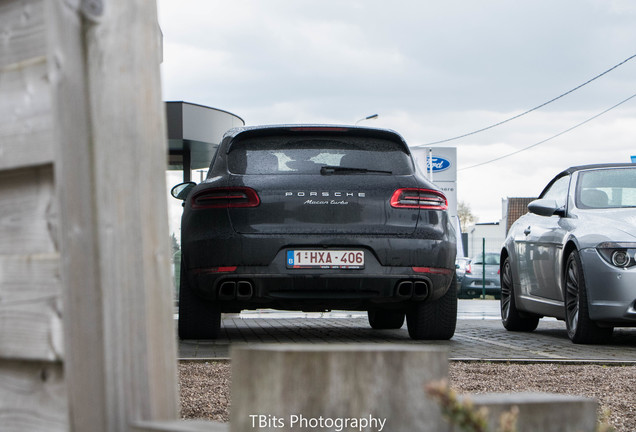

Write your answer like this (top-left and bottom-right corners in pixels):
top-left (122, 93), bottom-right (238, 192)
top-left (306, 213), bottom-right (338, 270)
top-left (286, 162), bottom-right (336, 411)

top-left (427, 156), bottom-right (451, 172)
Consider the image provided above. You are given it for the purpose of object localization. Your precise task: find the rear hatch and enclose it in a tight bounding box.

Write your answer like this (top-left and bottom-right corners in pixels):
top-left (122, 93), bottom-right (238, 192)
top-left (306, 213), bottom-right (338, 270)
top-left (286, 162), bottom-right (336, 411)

top-left (224, 129), bottom-right (422, 235)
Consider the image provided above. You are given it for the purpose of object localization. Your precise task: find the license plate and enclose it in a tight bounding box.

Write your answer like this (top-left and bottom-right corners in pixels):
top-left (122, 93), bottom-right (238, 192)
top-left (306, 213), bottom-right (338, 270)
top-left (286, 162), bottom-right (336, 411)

top-left (287, 250), bottom-right (364, 269)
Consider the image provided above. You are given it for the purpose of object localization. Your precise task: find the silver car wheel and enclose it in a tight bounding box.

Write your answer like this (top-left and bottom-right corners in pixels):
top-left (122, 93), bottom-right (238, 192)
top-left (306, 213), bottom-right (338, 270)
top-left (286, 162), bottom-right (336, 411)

top-left (500, 259), bottom-right (513, 322)
top-left (565, 255), bottom-right (580, 334)
top-left (500, 257), bottom-right (539, 332)
top-left (564, 250), bottom-right (613, 344)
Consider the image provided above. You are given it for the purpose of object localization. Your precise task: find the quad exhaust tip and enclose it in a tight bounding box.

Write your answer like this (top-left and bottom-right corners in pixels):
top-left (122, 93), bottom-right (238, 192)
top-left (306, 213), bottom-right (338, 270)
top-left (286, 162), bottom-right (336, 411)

top-left (218, 280), bottom-right (254, 301)
top-left (236, 281), bottom-right (254, 300)
top-left (218, 281), bottom-right (236, 300)
top-left (412, 280), bottom-right (429, 301)
top-left (395, 279), bottom-right (430, 301)
top-left (396, 281), bottom-right (413, 299)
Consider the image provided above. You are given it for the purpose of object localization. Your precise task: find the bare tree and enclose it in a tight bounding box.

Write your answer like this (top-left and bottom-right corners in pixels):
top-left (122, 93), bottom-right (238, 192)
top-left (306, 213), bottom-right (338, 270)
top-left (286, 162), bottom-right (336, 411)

top-left (458, 201), bottom-right (478, 232)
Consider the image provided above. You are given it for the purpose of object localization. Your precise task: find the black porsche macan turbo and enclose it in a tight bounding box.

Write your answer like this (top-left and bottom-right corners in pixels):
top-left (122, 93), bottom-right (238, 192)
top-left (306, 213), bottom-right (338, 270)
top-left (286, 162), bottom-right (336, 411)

top-left (171, 125), bottom-right (457, 340)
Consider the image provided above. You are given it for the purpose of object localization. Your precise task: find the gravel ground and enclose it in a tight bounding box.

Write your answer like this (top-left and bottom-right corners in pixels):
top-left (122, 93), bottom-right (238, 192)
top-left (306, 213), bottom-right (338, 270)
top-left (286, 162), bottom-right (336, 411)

top-left (449, 362), bottom-right (636, 432)
top-left (179, 360), bottom-right (636, 431)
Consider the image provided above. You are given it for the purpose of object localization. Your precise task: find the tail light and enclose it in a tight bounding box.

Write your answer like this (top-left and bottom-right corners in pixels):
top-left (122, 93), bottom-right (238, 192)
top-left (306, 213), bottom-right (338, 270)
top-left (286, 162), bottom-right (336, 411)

top-left (412, 267), bottom-right (453, 275)
top-left (191, 187), bottom-right (260, 209)
top-left (465, 263), bottom-right (472, 274)
top-left (193, 266), bottom-right (238, 274)
top-left (390, 188), bottom-right (448, 210)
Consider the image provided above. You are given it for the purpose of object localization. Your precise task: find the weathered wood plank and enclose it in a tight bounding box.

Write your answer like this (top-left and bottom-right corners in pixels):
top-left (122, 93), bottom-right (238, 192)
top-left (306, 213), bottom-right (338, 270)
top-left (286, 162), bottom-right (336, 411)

top-left (0, 0), bottom-right (55, 171)
top-left (0, 359), bottom-right (68, 432)
top-left (0, 60), bottom-right (55, 171)
top-left (0, 253), bottom-right (59, 293)
top-left (0, 0), bottom-right (46, 68)
top-left (0, 166), bottom-right (57, 254)
top-left (0, 253), bottom-right (62, 361)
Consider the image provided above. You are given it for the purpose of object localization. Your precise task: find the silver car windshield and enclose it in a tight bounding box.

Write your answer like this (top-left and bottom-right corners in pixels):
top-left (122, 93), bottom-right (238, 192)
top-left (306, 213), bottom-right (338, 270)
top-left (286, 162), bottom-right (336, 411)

top-left (576, 167), bottom-right (636, 209)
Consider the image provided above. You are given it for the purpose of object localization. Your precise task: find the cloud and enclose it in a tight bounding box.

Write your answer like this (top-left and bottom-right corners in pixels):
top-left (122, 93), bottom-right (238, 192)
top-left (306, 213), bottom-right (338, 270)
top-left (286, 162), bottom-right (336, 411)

top-left (158, 0), bottom-right (636, 222)
top-left (455, 107), bottom-right (636, 220)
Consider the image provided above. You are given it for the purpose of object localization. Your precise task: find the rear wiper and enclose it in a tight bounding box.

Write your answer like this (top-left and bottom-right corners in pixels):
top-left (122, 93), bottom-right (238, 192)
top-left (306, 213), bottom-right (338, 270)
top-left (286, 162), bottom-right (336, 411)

top-left (320, 165), bottom-right (392, 175)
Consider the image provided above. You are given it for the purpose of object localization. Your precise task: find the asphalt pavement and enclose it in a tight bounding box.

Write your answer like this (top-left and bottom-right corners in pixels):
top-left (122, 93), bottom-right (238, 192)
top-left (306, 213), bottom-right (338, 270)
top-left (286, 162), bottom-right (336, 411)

top-left (178, 300), bottom-right (636, 362)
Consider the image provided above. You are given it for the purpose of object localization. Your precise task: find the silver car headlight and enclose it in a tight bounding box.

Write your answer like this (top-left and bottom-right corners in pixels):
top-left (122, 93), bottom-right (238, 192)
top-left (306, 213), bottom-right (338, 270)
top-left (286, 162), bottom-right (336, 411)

top-left (596, 242), bottom-right (636, 268)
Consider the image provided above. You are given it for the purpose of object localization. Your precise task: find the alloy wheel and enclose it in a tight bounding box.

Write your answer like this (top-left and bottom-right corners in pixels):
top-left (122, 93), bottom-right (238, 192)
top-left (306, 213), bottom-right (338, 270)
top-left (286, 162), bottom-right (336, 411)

top-left (565, 255), bottom-right (580, 334)
top-left (500, 260), bottom-right (512, 322)
top-left (499, 256), bottom-right (539, 332)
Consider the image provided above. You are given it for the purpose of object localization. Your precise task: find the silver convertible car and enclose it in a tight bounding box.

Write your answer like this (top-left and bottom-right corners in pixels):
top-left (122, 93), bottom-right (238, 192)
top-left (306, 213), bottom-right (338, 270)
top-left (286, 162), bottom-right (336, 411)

top-left (501, 163), bottom-right (636, 344)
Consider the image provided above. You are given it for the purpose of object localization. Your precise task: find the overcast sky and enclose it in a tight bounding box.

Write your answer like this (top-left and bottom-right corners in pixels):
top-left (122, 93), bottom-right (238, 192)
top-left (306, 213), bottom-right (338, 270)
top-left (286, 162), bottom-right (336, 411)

top-left (158, 0), bottom-right (636, 223)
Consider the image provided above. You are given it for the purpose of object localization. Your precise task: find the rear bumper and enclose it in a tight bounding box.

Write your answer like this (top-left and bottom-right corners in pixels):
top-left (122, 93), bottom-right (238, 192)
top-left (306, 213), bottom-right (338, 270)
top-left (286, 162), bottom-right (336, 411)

top-left (459, 275), bottom-right (501, 298)
top-left (186, 247), bottom-right (454, 312)
top-left (183, 233), bottom-right (456, 269)
top-left (182, 232), bottom-right (456, 312)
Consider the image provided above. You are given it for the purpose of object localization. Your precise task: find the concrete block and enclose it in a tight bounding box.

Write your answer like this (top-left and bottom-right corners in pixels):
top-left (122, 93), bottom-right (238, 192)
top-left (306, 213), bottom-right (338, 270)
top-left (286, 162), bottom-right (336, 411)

top-left (230, 344), bottom-right (449, 432)
top-left (467, 392), bottom-right (597, 432)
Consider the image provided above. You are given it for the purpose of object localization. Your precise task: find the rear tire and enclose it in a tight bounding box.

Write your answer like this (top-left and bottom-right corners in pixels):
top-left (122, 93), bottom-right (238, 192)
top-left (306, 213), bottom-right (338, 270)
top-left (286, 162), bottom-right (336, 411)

top-left (178, 260), bottom-right (221, 340)
top-left (500, 257), bottom-right (539, 332)
top-left (406, 275), bottom-right (457, 340)
top-left (564, 250), bottom-right (613, 344)
top-left (368, 309), bottom-right (405, 329)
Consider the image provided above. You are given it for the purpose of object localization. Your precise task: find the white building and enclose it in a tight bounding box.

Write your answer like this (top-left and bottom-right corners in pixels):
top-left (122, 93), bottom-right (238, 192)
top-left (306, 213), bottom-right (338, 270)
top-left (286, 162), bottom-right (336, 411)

top-left (464, 197), bottom-right (536, 259)
top-left (465, 220), bottom-right (505, 259)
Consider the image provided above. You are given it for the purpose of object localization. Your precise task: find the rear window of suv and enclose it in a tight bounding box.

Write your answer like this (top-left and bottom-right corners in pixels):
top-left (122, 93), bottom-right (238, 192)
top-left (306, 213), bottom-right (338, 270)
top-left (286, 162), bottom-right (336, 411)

top-left (227, 135), bottom-right (414, 175)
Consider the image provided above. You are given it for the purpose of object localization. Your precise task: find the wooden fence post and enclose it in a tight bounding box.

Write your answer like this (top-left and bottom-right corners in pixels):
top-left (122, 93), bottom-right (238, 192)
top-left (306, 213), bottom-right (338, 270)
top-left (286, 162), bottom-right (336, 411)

top-left (53, 0), bottom-right (180, 429)
top-left (0, 0), bottom-right (208, 430)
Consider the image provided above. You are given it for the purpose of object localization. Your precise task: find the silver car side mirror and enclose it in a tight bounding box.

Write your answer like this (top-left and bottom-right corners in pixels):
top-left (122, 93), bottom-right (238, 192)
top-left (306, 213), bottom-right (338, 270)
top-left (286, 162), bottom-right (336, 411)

top-left (528, 199), bottom-right (565, 217)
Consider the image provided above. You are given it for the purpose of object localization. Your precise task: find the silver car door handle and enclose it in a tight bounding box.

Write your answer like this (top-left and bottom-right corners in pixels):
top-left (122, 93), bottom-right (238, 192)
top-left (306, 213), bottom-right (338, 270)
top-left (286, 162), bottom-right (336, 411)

top-left (524, 226), bottom-right (531, 236)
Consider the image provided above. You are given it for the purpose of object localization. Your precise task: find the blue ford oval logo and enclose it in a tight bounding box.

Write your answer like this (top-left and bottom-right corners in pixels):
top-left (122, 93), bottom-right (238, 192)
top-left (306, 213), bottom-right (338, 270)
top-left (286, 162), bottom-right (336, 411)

top-left (427, 156), bottom-right (451, 172)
